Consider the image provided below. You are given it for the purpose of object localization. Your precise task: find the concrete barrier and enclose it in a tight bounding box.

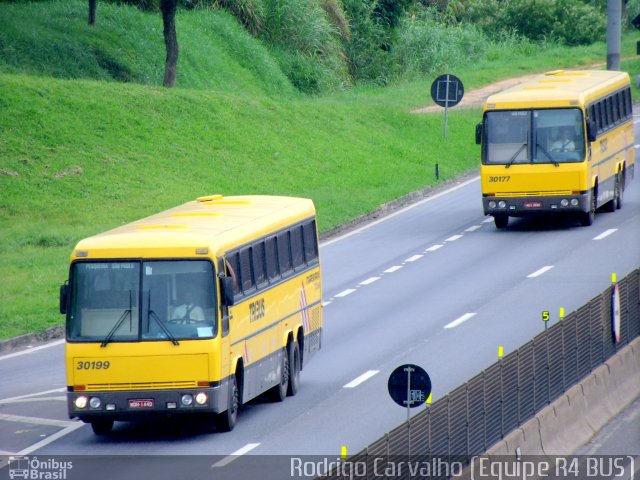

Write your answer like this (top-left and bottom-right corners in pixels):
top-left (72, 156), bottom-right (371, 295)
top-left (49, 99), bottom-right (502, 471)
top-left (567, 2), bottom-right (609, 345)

top-left (484, 337), bottom-right (640, 457)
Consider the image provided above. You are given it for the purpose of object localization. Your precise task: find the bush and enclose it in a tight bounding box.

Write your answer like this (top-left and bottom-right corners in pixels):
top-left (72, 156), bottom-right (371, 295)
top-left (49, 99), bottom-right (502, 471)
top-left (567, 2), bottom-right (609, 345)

top-left (392, 10), bottom-right (489, 79)
top-left (341, 0), bottom-right (393, 84)
top-left (444, 0), bottom-right (606, 46)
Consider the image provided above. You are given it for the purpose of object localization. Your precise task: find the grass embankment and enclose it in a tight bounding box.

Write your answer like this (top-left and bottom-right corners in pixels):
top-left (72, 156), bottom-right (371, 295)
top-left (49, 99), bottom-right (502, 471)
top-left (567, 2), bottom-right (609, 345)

top-left (1, 0), bottom-right (639, 339)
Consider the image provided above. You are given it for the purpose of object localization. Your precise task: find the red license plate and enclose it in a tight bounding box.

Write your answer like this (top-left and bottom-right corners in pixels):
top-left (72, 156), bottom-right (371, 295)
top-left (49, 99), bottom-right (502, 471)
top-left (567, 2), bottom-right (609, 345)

top-left (129, 399), bottom-right (154, 409)
top-left (524, 201), bottom-right (542, 208)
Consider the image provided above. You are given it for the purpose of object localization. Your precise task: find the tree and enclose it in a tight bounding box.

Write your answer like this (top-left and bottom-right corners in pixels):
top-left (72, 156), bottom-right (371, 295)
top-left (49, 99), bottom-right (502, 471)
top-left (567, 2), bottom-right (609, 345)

top-left (160, 0), bottom-right (179, 87)
top-left (88, 0), bottom-right (96, 25)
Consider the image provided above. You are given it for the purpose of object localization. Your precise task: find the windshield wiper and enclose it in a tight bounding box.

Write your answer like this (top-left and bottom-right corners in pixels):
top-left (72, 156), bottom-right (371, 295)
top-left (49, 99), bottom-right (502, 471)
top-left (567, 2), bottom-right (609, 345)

top-left (148, 310), bottom-right (179, 346)
top-left (147, 293), bottom-right (179, 346)
top-left (505, 143), bottom-right (527, 169)
top-left (101, 290), bottom-right (133, 348)
top-left (536, 143), bottom-right (559, 166)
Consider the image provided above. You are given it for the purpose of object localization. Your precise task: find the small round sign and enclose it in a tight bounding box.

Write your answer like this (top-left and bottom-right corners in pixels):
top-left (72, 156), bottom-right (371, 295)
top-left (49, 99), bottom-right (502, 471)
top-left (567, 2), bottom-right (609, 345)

top-left (388, 364), bottom-right (431, 408)
top-left (430, 74), bottom-right (464, 108)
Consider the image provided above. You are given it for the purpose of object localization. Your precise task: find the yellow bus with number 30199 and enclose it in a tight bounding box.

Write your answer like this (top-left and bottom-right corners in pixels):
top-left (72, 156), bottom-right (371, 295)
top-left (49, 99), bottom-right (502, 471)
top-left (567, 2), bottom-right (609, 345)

top-left (476, 70), bottom-right (634, 229)
top-left (60, 194), bottom-right (322, 434)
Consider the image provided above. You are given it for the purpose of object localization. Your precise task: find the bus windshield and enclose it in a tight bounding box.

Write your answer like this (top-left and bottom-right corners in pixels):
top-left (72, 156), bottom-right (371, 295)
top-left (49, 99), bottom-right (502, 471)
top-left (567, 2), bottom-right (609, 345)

top-left (483, 108), bottom-right (585, 165)
top-left (67, 260), bottom-right (217, 343)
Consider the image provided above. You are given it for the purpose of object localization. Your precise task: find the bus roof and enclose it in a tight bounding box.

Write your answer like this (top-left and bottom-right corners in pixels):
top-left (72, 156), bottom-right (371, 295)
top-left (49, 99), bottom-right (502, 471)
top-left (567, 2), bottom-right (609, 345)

top-left (483, 70), bottom-right (630, 111)
top-left (72, 195), bottom-right (316, 260)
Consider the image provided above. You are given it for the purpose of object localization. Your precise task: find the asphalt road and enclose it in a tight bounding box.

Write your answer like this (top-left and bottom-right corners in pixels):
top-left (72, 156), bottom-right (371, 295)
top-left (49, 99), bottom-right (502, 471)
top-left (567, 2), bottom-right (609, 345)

top-left (1, 119), bottom-right (639, 478)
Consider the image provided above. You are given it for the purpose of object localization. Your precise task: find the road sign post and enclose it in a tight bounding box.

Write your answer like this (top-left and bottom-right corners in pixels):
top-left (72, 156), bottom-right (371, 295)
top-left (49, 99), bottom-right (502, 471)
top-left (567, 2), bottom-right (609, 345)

top-left (388, 364), bottom-right (432, 456)
top-left (430, 74), bottom-right (464, 179)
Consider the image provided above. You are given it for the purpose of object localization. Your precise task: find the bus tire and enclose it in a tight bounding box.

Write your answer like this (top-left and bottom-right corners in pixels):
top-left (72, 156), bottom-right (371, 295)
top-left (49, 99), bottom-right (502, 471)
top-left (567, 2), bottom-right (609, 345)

top-left (217, 375), bottom-right (238, 432)
top-left (580, 189), bottom-right (596, 226)
top-left (615, 172), bottom-right (624, 209)
top-left (270, 347), bottom-right (289, 402)
top-left (287, 341), bottom-right (300, 397)
top-left (604, 177), bottom-right (618, 213)
top-left (90, 419), bottom-right (113, 435)
top-left (494, 215), bottom-right (508, 229)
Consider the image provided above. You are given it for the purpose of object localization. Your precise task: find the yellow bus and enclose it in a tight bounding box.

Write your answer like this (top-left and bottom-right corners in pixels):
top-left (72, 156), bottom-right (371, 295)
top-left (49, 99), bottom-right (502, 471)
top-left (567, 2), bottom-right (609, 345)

top-left (476, 70), bottom-right (635, 228)
top-left (59, 194), bottom-right (322, 434)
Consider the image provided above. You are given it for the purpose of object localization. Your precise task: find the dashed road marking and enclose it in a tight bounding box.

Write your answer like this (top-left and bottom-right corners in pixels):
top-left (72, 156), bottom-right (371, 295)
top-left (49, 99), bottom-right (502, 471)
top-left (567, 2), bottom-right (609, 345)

top-left (384, 266), bottom-right (403, 274)
top-left (343, 370), bottom-right (379, 388)
top-left (444, 313), bottom-right (477, 329)
top-left (212, 443), bottom-right (261, 468)
top-left (425, 244), bottom-right (444, 252)
top-left (527, 266), bottom-right (554, 278)
top-left (465, 225), bottom-right (482, 232)
top-left (405, 254), bottom-right (423, 263)
top-left (445, 234), bottom-right (463, 242)
top-left (360, 277), bottom-right (380, 286)
top-left (335, 289), bottom-right (356, 298)
top-left (593, 228), bottom-right (618, 241)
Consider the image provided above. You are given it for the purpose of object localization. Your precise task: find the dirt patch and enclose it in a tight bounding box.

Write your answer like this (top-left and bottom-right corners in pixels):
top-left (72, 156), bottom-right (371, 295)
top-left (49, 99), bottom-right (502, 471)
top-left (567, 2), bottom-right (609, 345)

top-left (411, 73), bottom-right (539, 114)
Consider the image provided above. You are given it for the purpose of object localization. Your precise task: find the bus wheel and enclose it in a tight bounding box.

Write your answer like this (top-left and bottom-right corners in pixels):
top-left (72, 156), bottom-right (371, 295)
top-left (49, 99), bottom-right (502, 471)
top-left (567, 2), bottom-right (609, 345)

top-left (494, 215), bottom-right (508, 229)
top-left (90, 419), bottom-right (113, 435)
top-left (615, 172), bottom-right (624, 209)
top-left (581, 190), bottom-right (596, 226)
top-left (287, 341), bottom-right (300, 397)
top-left (271, 348), bottom-right (289, 402)
top-left (217, 375), bottom-right (238, 432)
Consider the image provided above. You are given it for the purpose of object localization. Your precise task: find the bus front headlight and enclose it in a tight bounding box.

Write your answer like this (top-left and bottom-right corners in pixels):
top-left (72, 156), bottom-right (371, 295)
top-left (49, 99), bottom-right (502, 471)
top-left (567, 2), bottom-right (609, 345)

top-left (74, 395), bottom-right (88, 409)
top-left (560, 199), bottom-right (569, 207)
top-left (89, 397), bottom-right (102, 409)
top-left (195, 392), bottom-right (208, 405)
top-left (181, 394), bottom-right (193, 406)
top-left (489, 201), bottom-right (497, 209)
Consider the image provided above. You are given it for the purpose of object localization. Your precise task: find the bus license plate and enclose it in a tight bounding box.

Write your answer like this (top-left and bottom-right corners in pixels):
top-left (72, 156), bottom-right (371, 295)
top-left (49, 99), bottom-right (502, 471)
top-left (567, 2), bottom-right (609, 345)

top-left (129, 399), bottom-right (154, 409)
top-left (524, 201), bottom-right (542, 208)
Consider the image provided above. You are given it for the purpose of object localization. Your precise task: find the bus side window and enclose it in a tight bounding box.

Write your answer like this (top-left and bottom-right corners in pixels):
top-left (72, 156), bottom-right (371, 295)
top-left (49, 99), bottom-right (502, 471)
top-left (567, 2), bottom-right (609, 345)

top-left (302, 220), bottom-right (318, 264)
top-left (252, 241), bottom-right (267, 287)
top-left (265, 236), bottom-right (279, 283)
top-left (290, 225), bottom-right (304, 270)
top-left (226, 252), bottom-right (241, 297)
top-left (277, 231), bottom-right (293, 276)
top-left (239, 247), bottom-right (255, 294)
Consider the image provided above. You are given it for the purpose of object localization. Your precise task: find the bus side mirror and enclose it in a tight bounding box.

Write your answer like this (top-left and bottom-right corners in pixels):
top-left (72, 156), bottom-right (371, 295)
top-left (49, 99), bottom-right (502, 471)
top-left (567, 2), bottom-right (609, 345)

top-left (59, 283), bottom-right (68, 315)
top-left (475, 123), bottom-right (483, 145)
top-left (220, 277), bottom-right (235, 307)
top-left (586, 120), bottom-right (597, 142)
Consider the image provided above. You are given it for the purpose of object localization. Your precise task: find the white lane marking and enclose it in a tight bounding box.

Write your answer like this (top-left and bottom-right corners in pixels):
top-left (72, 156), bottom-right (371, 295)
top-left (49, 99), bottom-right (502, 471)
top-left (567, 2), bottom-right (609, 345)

top-left (321, 177), bottom-right (480, 247)
top-left (593, 228), bottom-right (618, 240)
top-left (405, 254), bottom-right (423, 262)
top-left (425, 244), bottom-right (444, 252)
top-left (465, 225), bottom-right (482, 232)
top-left (482, 218), bottom-right (494, 223)
top-left (335, 288), bottom-right (356, 298)
top-left (18, 422), bottom-right (85, 456)
top-left (445, 234), bottom-right (463, 242)
top-left (212, 443), bottom-right (261, 468)
top-left (343, 370), bottom-right (379, 388)
top-left (444, 313), bottom-right (477, 329)
top-left (384, 265), bottom-right (403, 273)
top-left (0, 388), bottom-right (66, 404)
top-left (322, 301), bottom-right (332, 307)
top-left (527, 266), bottom-right (554, 278)
top-left (360, 277), bottom-right (380, 286)
top-left (0, 339), bottom-right (64, 361)
top-left (0, 413), bottom-right (76, 428)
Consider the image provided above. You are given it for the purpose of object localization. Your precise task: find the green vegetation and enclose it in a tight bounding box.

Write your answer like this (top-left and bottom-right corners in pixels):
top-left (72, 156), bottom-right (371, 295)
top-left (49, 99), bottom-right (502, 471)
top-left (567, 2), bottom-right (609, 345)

top-left (1, 0), bottom-right (639, 339)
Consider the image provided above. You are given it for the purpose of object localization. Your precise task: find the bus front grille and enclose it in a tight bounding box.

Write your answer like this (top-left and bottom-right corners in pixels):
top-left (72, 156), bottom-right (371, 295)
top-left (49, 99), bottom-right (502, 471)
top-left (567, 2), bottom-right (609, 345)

top-left (86, 380), bottom-right (198, 391)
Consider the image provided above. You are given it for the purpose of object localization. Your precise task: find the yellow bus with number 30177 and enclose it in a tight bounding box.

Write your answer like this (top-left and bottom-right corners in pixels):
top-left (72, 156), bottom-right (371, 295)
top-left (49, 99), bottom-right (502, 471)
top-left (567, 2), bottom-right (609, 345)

top-left (60, 194), bottom-right (322, 434)
top-left (476, 70), bottom-right (634, 229)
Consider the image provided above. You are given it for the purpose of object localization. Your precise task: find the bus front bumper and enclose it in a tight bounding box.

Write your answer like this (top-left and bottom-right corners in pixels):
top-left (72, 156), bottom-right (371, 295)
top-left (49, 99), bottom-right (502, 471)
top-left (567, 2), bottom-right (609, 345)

top-left (482, 192), bottom-right (589, 217)
top-left (67, 384), bottom-right (226, 421)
